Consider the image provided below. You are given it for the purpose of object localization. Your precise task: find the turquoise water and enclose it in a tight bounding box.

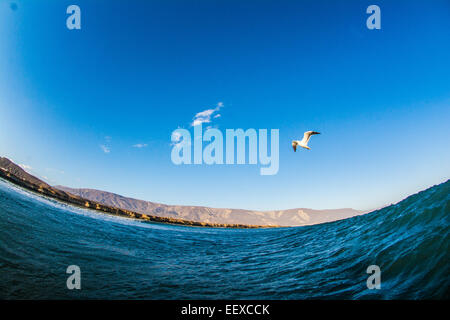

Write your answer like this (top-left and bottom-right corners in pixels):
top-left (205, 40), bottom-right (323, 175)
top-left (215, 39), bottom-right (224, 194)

top-left (0, 178), bottom-right (448, 299)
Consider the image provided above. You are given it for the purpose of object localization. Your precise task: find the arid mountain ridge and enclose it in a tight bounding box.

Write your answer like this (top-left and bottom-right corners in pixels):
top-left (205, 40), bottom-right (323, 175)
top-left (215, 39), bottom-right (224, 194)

top-left (54, 187), bottom-right (363, 227)
top-left (0, 157), bottom-right (266, 228)
top-left (0, 156), bottom-right (363, 227)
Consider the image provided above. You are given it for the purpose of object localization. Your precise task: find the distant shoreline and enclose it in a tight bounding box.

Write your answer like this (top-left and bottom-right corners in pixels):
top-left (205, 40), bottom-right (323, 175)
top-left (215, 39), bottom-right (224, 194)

top-left (0, 162), bottom-right (279, 229)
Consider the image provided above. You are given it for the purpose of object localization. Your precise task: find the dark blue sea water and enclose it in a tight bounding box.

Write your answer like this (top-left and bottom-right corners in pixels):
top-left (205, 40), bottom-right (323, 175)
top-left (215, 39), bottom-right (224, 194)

top-left (0, 178), bottom-right (448, 299)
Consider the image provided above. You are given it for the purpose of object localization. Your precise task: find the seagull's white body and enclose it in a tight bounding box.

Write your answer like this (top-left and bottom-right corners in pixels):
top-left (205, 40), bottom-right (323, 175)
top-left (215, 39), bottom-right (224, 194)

top-left (292, 131), bottom-right (320, 152)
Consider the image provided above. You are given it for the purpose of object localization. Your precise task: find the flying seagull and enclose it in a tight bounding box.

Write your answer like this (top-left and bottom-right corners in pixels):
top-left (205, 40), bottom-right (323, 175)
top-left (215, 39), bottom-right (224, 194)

top-left (292, 131), bottom-right (320, 151)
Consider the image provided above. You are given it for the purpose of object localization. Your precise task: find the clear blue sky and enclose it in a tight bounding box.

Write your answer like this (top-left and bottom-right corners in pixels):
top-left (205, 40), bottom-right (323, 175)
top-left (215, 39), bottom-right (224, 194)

top-left (0, 0), bottom-right (449, 211)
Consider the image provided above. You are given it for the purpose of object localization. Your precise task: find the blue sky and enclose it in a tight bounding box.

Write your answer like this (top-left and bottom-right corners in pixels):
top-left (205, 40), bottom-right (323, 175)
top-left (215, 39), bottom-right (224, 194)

top-left (0, 0), bottom-right (449, 211)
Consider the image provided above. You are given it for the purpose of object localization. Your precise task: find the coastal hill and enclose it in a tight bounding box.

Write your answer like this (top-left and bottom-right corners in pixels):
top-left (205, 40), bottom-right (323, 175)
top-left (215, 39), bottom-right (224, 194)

top-left (0, 157), bottom-right (363, 227)
top-left (0, 157), bottom-right (51, 187)
top-left (0, 157), bottom-right (267, 228)
top-left (54, 188), bottom-right (363, 227)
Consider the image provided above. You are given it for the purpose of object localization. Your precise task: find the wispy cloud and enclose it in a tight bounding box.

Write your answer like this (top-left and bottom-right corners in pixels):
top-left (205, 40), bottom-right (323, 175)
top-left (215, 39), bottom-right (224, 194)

top-left (171, 130), bottom-right (191, 149)
top-left (100, 145), bottom-right (110, 154)
top-left (19, 164), bottom-right (52, 182)
top-left (171, 102), bottom-right (223, 148)
top-left (171, 131), bottom-right (182, 146)
top-left (191, 102), bottom-right (223, 126)
top-left (19, 164), bottom-right (32, 171)
top-left (100, 136), bottom-right (112, 153)
top-left (132, 143), bottom-right (148, 148)
top-left (171, 131), bottom-right (182, 143)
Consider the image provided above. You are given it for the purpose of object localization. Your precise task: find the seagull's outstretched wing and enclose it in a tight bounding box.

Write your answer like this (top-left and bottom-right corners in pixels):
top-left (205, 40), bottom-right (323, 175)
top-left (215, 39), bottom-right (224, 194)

top-left (301, 131), bottom-right (321, 144)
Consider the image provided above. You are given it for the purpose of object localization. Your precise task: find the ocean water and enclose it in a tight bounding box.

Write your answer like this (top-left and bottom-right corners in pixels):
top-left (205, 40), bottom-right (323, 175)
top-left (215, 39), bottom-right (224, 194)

top-left (0, 178), bottom-right (448, 299)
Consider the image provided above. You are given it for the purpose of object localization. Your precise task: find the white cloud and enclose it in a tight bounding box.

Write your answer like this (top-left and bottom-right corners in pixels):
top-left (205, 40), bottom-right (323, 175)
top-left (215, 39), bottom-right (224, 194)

top-left (99, 136), bottom-right (112, 154)
top-left (19, 164), bottom-right (33, 171)
top-left (19, 164), bottom-right (32, 171)
top-left (191, 102), bottom-right (223, 126)
top-left (133, 143), bottom-right (148, 148)
top-left (171, 131), bottom-right (182, 142)
top-left (100, 145), bottom-right (110, 154)
top-left (171, 130), bottom-right (191, 149)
